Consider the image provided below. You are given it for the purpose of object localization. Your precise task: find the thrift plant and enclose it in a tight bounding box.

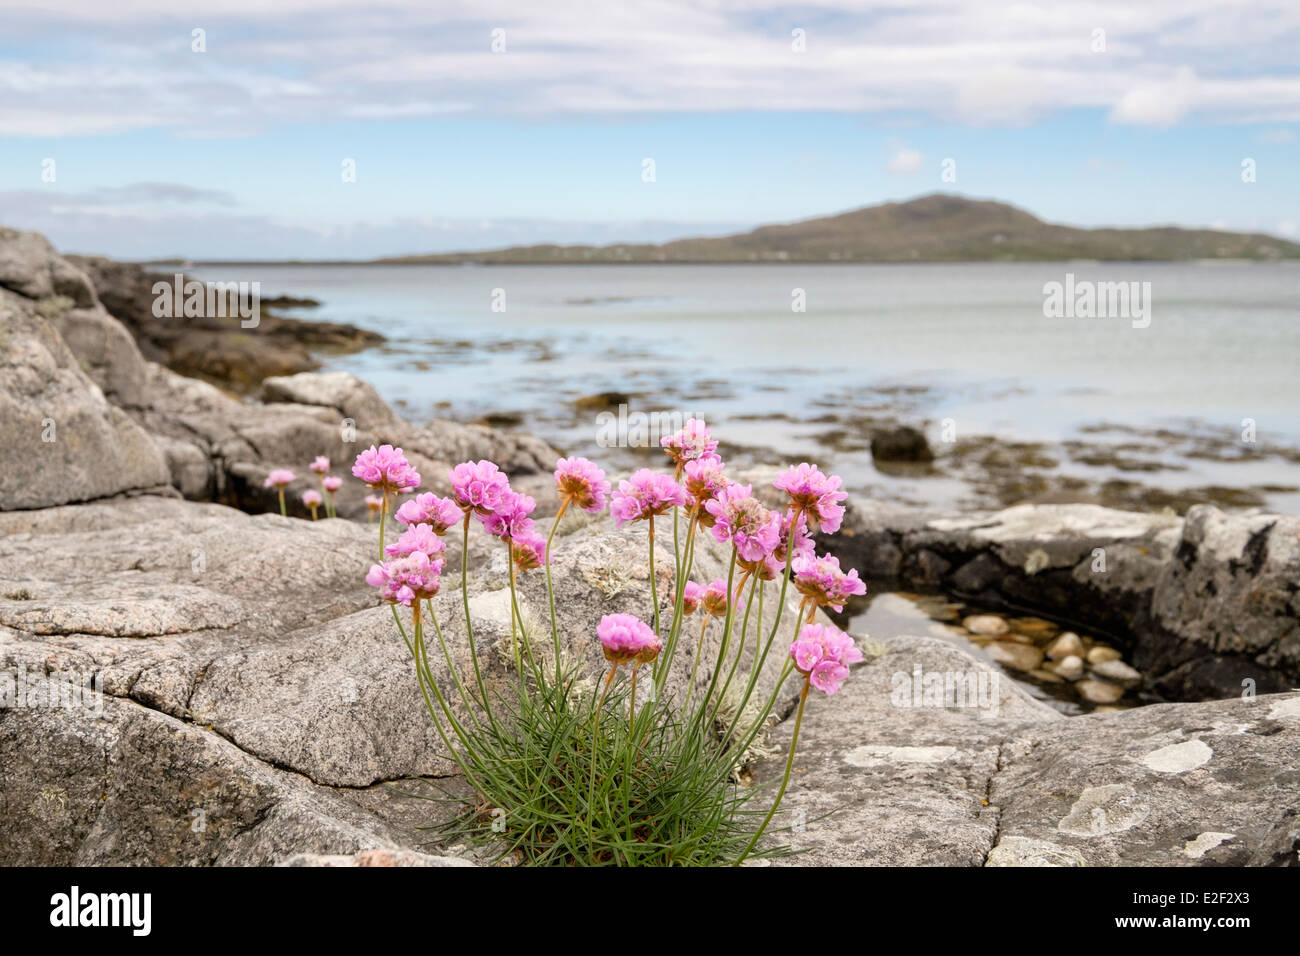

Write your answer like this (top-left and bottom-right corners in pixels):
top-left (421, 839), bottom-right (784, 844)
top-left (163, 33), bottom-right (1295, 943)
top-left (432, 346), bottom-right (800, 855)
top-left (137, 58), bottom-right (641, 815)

top-left (352, 419), bottom-right (867, 866)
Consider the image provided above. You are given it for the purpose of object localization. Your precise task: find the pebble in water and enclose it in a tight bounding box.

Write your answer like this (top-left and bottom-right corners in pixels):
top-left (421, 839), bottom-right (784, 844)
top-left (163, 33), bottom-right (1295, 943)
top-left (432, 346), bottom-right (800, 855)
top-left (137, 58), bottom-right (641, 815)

top-left (984, 641), bottom-right (1044, 673)
top-left (1091, 659), bottom-right (1142, 685)
top-left (963, 614), bottom-right (1008, 637)
top-left (1087, 645), bottom-right (1123, 664)
top-left (1054, 654), bottom-right (1085, 681)
top-left (1046, 631), bottom-right (1085, 660)
top-left (1076, 679), bottom-right (1126, 704)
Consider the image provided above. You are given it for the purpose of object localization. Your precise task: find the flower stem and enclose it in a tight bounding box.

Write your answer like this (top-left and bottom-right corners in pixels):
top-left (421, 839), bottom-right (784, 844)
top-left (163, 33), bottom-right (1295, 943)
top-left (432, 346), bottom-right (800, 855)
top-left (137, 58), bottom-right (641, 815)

top-left (460, 511), bottom-right (495, 727)
top-left (277, 488), bottom-right (286, 518)
top-left (681, 613), bottom-right (710, 712)
top-left (647, 514), bottom-right (660, 639)
top-left (378, 490), bottom-right (389, 559)
top-left (544, 501), bottom-right (567, 689)
top-left (735, 674), bottom-right (810, 865)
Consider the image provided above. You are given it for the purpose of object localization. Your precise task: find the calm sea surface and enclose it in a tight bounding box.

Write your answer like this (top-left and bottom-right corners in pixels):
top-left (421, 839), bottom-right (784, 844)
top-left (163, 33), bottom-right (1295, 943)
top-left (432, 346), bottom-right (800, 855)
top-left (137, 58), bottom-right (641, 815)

top-left (191, 261), bottom-right (1300, 512)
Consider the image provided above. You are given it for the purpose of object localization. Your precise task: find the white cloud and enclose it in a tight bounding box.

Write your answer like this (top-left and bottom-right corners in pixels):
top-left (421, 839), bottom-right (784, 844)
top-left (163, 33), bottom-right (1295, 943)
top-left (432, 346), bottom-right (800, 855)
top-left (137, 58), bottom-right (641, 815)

top-left (1, 2), bottom-right (1300, 136)
top-left (1261, 128), bottom-right (1297, 143)
top-left (1278, 220), bottom-right (1298, 237)
top-left (887, 145), bottom-right (924, 174)
top-left (1110, 67), bottom-right (1198, 127)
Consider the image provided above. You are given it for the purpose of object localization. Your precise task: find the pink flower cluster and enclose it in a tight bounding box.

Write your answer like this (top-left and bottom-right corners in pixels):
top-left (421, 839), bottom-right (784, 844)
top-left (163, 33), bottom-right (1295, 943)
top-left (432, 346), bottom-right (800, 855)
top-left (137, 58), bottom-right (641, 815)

top-left (791, 553), bottom-right (867, 613)
top-left (705, 483), bottom-right (779, 563)
top-left (480, 490), bottom-right (537, 541)
top-left (554, 456), bottom-right (610, 514)
top-left (597, 613), bottom-right (662, 665)
top-left (660, 418), bottom-right (718, 470)
top-left (610, 469), bottom-right (687, 527)
top-left (396, 493), bottom-right (461, 533)
top-left (683, 455), bottom-right (727, 521)
top-left (444, 459), bottom-right (549, 574)
top-left (789, 623), bottom-right (864, 695)
top-left (449, 460), bottom-right (510, 515)
top-left (773, 463), bottom-right (847, 533)
top-left (511, 535), bottom-right (548, 572)
top-left (674, 580), bottom-right (706, 615)
top-left (366, 551), bottom-right (442, 606)
top-left (264, 469), bottom-right (295, 489)
top-left (677, 578), bottom-right (745, 617)
top-left (353, 444), bottom-right (421, 495)
top-left (386, 523), bottom-right (448, 564)
top-left (700, 578), bottom-right (742, 617)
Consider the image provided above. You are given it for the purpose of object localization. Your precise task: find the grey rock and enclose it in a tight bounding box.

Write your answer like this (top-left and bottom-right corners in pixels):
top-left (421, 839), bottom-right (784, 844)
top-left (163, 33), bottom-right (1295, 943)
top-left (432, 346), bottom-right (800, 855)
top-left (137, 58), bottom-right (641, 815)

top-left (828, 499), bottom-right (1299, 699)
top-left (753, 629), bottom-right (1300, 866)
top-left (0, 692), bottom-right (427, 866)
top-left (0, 301), bottom-right (171, 510)
top-left (987, 693), bottom-right (1300, 865)
top-left (871, 425), bottom-right (934, 463)
top-left (754, 633), bottom-right (1061, 866)
top-left (0, 229), bottom-right (96, 306)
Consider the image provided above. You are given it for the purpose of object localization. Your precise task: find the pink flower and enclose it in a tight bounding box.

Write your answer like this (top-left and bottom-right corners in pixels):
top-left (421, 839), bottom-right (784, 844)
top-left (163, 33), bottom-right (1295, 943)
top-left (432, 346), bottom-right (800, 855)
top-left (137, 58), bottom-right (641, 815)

top-left (789, 623), bottom-right (864, 695)
top-left (385, 523), bottom-right (448, 567)
top-left (597, 613), bottom-right (662, 666)
top-left (302, 489), bottom-right (323, 508)
top-left (705, 483), bottom-right (779, 563)
top-left (738, 511), bottom-right (787, 576)
top-left (309, 456), bottom-right (330, 474)
top-left (774, 508), bottom-right (814, 565)
top-left (364, 494), bottom-right (383, 513)
top-left (322, 476), bottom-right (343, 492)
top-left (479, 490), bottom-right (536, 541)
top-left (660, 418), bottom-right (718, 470)
top-left (365, 551), bottom-right (441, 606)
top-left (673, 580), bottom-right (706, 615)
top-left (773, 463), bottom-right (847, 534)
top-left (511, 532), bottom-right (548, 572)
top-left (395, 493), bottom-right (461, 532)
top-left (554, 456), bottom-right (610, 514)
top-left (792, 552), bottom-right (867, 613)
top-left (683, 455), bottom-right (727, 523)
top-left (610, 470), bottom-right (687, 527)
top-left (264, 469), bottom-right (295, 489)
top-left (700, 578), bottom-right (744, 618)
top-left (449, 460), bottom-right (510, 515)
top-left (747, 551), bottom-right (786, 582)
top-left (352, 445), bottom-right (421, 494)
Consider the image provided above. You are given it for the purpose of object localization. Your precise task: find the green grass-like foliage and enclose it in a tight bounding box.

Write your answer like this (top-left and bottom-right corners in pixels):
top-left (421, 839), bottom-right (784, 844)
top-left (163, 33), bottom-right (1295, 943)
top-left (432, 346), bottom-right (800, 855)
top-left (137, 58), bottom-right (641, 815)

top-left (429, 673), bottom-right (781, 866)
top-left (378, 485), bottom-right (816, 867)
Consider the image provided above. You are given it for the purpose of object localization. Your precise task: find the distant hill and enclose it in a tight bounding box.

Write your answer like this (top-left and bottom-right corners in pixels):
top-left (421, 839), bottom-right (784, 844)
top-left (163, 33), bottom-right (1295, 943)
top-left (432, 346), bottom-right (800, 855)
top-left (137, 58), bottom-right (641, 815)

top-left (375, 194), bottom-right (1300, 264)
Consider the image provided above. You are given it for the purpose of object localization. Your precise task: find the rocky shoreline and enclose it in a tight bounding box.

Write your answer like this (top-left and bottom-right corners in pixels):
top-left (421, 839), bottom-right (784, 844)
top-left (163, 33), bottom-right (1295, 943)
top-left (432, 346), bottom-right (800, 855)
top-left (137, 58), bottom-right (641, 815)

top-left (2, 227), bottom-right (1297, 866)
top-left (68, 249), bottom-right (383, 392)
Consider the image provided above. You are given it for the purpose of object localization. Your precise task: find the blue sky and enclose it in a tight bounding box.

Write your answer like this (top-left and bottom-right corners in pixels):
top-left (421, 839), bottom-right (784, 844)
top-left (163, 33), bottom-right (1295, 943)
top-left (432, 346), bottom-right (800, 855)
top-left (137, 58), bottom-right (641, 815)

top-left (1, 1), bottom-right (1297, 259)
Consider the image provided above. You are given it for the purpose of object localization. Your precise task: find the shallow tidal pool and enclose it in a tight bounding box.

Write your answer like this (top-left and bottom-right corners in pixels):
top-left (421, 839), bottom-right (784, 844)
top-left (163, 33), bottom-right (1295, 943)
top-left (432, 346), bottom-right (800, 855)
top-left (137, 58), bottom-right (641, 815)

top-left (848, 592), bottom-right (1142, 716)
